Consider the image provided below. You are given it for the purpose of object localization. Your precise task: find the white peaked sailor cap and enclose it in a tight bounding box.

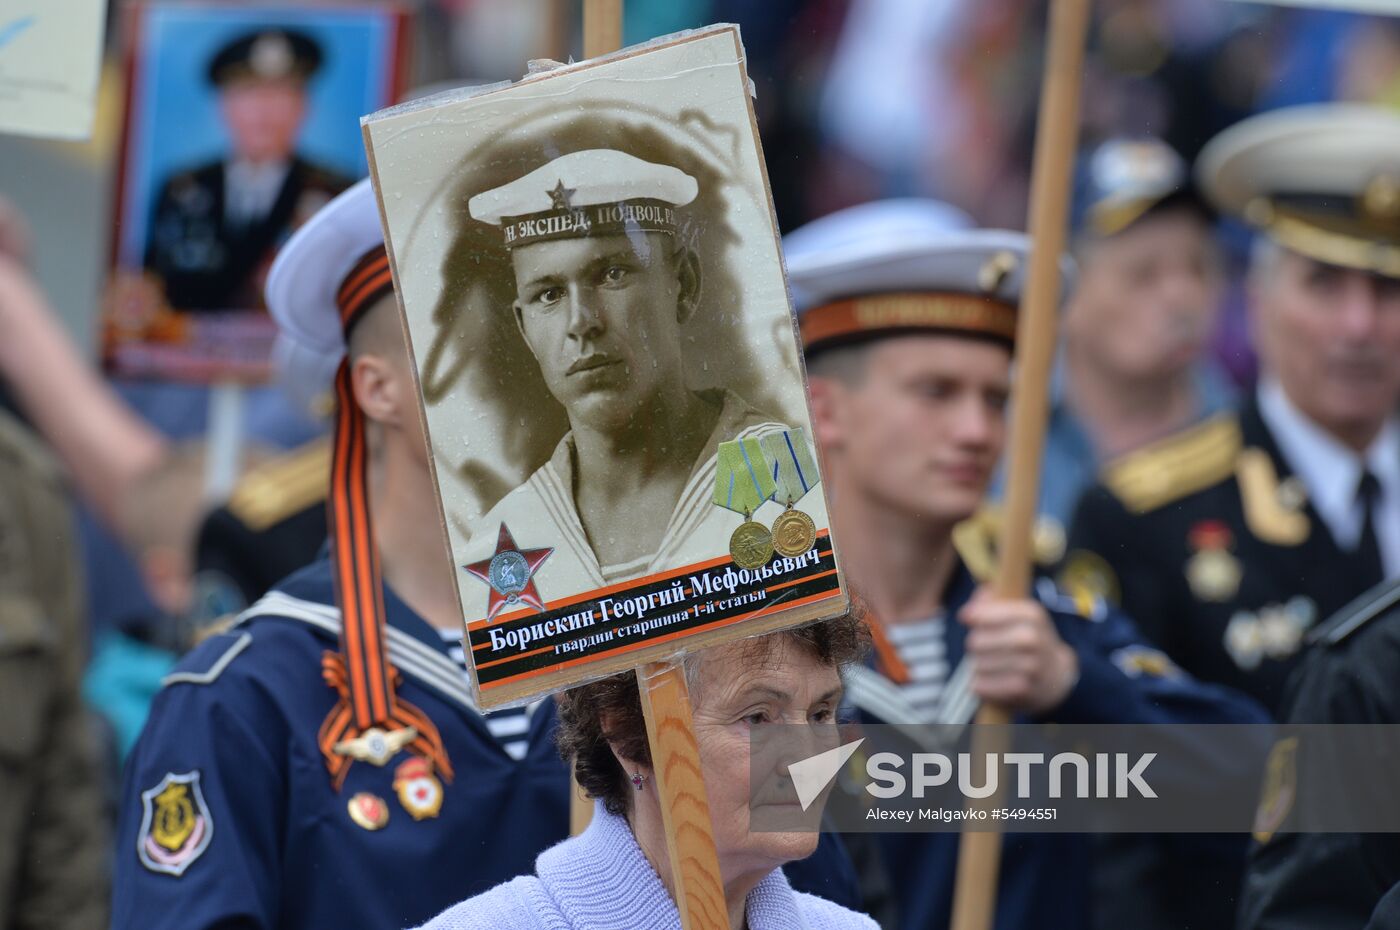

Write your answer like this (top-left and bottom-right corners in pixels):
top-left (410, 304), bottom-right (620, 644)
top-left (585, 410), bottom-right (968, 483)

top-left (270, 334), bottom-right (341, 421)
top-left (467, 148), bottom-right (699, 249)
top-left (1197, 104), bottom-right (1400, 278)
top-left (265, 177), bottom-right (391, 357)
top-left (783, 198), bottom-right (1075, 356)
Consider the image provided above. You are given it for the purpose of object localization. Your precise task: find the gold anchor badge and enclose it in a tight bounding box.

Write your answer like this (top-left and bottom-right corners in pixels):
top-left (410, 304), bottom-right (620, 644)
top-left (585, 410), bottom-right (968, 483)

top-left (333, 726), bottom-right (418, 766)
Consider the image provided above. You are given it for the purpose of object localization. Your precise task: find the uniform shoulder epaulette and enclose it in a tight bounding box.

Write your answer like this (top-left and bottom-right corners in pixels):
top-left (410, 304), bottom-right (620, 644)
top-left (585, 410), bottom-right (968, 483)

top-left (161, 630), bottom-right (253, 687)
top-left (1307, 577), bottom-right (1400, 647)
top-left (1100, 414), bottom-right (1242, 514)
top-left (227, 438), bottom-right (330, 532)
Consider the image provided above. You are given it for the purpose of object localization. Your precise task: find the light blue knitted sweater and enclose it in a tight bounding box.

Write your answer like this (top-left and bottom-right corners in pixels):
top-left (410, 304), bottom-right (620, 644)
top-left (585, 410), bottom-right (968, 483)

top-left (411, 803), bottom-right (877, 930)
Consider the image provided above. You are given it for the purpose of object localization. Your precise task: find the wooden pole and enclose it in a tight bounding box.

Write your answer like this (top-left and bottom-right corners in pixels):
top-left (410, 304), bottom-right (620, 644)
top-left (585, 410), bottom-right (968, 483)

top-left (570, 762), bottom-right (594, 836)
top-left (583, 0), bottom-right (623, 59)
top-left (577, 4), bottom-right (725, 927)
top-left (638, 662), bottom-right (728, 930)
top-left (948, 1), bottom-right (1092, 928)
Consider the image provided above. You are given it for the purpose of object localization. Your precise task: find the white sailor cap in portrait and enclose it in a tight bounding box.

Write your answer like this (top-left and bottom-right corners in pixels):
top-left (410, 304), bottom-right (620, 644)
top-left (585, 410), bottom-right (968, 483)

top-left (782, 198), bottom-right (1075, 357)
top-left (1197, 104), bottom-right (1400, 279)
top-left (467, 149), bottom-right (699, 248)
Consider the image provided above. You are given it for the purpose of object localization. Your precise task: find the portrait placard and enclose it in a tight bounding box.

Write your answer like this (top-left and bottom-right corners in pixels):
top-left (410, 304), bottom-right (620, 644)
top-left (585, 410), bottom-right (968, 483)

top-left (363, 25), bottom-right (847, 708)
top-left (107, 1), bottom-right (409, 382)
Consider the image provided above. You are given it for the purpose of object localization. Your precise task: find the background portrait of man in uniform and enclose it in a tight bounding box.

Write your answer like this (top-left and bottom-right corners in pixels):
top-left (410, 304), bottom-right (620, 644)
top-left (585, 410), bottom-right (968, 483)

top-left (107, 3), bottom-right (406, 380)
top-left (366, 42), bottom-right (825, 626)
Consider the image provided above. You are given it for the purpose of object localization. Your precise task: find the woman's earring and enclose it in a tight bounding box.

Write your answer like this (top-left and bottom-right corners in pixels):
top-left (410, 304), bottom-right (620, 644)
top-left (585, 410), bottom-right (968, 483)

top-left (630, 772), bottom-right (647, 791)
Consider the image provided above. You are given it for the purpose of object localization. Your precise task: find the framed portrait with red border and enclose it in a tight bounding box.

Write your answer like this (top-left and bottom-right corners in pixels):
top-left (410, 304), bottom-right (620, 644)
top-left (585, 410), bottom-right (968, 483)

top-left (106, 1), bottom-right (410, 383)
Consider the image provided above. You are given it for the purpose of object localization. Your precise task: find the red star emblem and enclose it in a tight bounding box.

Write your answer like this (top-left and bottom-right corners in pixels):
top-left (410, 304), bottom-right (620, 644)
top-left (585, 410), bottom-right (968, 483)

top-left (463, 524), bottom-right (553, 622)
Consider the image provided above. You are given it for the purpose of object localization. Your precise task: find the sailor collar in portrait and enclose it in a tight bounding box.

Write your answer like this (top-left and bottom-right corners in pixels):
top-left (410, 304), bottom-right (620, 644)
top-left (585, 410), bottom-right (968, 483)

top-left (469, 388), bottom-right (787, 596)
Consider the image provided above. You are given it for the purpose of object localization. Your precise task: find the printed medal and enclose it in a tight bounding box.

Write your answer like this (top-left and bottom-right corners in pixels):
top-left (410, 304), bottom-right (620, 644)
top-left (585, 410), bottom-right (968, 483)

top-left (714, 436), bottom-right (778, 569)
top-left (759, 428), bottom-right (820, 557)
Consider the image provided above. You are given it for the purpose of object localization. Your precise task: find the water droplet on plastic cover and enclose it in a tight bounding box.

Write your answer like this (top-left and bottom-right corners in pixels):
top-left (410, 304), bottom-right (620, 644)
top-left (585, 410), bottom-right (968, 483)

top-left (702, 361), bottom-right (709, 371)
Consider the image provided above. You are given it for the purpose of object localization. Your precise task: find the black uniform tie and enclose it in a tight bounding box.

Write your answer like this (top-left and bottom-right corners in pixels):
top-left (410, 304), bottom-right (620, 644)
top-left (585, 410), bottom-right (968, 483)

top-left (1355, 470), bottom-right (1385, 591)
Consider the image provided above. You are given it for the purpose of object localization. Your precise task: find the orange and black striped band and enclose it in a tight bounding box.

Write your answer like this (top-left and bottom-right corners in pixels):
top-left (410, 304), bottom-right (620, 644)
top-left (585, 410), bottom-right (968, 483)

top-left (336, 246), bottom-right (394, 336)
top-left (317, 246), bottom-right (452, 787)
top-left (800, 292), bottom-right (1017, 354)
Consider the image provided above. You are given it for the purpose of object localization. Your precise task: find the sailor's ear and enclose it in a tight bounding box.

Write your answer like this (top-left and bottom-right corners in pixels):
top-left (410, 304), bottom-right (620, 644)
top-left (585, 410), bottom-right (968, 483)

top-left (673, 244), bottom-right (702, 325)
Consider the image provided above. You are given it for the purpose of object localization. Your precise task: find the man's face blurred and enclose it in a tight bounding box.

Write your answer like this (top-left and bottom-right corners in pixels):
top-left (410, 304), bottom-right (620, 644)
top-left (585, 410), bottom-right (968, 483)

top-left (1066, 208), bottom-right (1221, 381)
top-left (219, 77), bottom-right (307, 163)
top-left (512, 232), bottom-right (691, 433)
top-left (1252, 247), bottom-right (1400, 444)
top-left (814, 335), bottom-right (1010, 525)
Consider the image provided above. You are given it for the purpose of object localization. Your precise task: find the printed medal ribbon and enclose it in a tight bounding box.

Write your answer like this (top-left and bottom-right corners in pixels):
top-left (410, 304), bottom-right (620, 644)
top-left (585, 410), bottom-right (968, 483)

top-left (760, 428), bottom-right (819, 558)
top-left (759, 428), bottom-right (819, 505)
top-left (715, 438), bottom-right (777, 569)
top-left (714, 437), bottom-right (778, 517)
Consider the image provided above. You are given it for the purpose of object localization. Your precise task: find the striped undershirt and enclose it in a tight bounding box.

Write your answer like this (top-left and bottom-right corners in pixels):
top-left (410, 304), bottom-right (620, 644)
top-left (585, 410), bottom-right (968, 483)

top-left (439, 629), bottom-right (534, 760)
top-left (884, 615), bottom-right (950, 721)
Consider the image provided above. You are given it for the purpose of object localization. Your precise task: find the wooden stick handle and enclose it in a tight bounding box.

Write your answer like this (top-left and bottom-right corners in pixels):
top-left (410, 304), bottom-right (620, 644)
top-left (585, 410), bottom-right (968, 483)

top-left (949, 0), bottom-right (1092, 928)
top-left (638, 662), bottom-right (727, 930)
top-left (569, 764), bottom-right (594, 836)
top-left (583, 0), bottom-right (623, 58)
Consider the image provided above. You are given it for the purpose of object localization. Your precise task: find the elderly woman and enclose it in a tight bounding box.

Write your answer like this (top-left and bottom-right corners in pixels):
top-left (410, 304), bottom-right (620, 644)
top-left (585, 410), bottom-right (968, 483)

top-left (415, 615), bottom-right (876, 930)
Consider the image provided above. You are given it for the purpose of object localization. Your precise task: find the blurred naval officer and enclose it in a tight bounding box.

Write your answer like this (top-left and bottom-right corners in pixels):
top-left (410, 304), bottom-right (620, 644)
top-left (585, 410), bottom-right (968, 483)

top-left (1032, 136), bottom-right (1232, 526)
top-left (1065, 105), bottom-right (1400, 716)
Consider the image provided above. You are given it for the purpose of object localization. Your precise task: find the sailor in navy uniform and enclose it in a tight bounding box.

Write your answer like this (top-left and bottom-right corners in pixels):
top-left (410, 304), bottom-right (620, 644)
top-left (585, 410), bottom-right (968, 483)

top-left (115, 180), bottom-right (860, 929)
top-left (783, 199), bottom-right (1268, 930)
top-left (143, 28), bottom-right (352, 312)
top-left (1065, 105), bottom-right (1400, 717)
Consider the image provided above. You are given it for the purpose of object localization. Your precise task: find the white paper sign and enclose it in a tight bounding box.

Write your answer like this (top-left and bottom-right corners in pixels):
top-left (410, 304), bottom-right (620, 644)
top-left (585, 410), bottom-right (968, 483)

top-left (0, 0), bottom-right (107, 140)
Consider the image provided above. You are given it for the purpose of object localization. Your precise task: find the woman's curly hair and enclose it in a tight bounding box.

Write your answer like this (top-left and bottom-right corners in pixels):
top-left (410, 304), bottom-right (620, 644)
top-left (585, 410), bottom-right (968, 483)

top-left (555, 613), bottom-right (868, 816)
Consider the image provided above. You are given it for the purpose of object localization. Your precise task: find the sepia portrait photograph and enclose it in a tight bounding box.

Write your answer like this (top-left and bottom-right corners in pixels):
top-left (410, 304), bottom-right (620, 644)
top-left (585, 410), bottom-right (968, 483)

top-left (107, 1), bottom-right (407, 381)
top-left (365, 26), bottom-right (845, 705)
